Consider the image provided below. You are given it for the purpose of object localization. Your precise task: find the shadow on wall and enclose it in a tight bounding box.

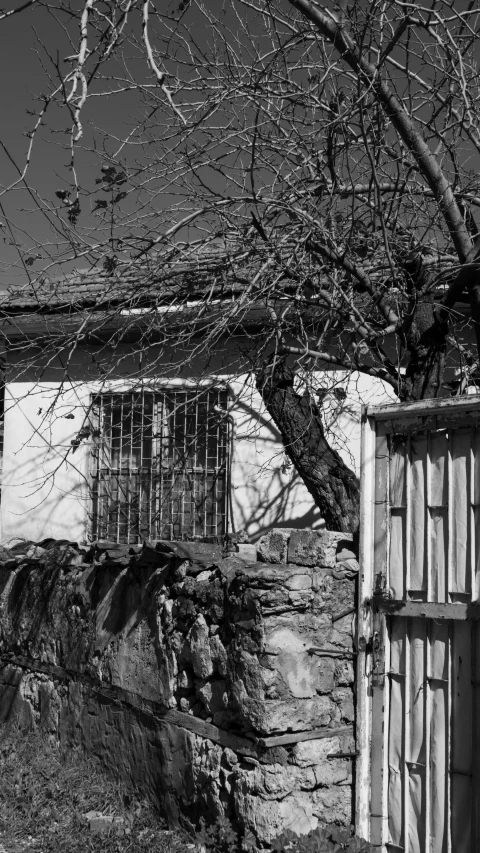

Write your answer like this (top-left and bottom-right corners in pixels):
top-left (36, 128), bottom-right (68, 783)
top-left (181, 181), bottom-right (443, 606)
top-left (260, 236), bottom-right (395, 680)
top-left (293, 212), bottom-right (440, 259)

top-left (230, 398), bottom-right (329, 541)
top-left (1, 449), bottom-right (89, 546)
top-left (233, 471), bottom-right (325, 542)
top-left (1, 379), bottom-right (353, 545)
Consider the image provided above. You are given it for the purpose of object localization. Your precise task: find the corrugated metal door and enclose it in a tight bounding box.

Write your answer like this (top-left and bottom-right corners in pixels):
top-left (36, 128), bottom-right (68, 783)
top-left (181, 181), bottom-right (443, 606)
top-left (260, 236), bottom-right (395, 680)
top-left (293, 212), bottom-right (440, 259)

top-left (357, 397), bottom-right (480, 852)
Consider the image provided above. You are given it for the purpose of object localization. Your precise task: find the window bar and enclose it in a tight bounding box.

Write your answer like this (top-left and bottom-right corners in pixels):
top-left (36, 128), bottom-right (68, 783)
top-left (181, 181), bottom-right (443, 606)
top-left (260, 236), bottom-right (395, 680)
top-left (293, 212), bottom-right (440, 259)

top-left (225, 414), bottom-right (232, 537)
top-left (149, 393), bottom-right (155, 541)
top-left (100, 398), bottom-right (106, 540)
top-left (108, 396), bottom-right (114, 541)
top-left (155, 393), bottom-right (161, 540)
top-left (203, 391), bottom-right (208, 539)
top-left (182, 392), bottom-right (187, 539)
top-left (211, 391), bottom-right (216, 537)
top-left (177, 391), bottom-right (184, 539)
top-left (213, 390), bottom-right (218, 537)
top-left (111, 395), bottom-right (116, 542)
top-left (114, 395), bottom-right (120, 543)
top-left (213, 393), bottom-right (219, 537)
top-left (91, 399), bottom-right (100, 540)
top-left (122, 393), bottom-right (128, 543)
top-left (161, 393), bottom-right (167, 539)
top-left (170, 394), bottom-right (176, 540)
top-left (194, 389), bottom-right (199, 537)
top-left (101, 396), bottom-right (107, 540)
top-left (96, 396), bottom-right (102, 540)
top-left (127, 393), bottom-right (133, 544)
top-left (139, 386), bottom-right (145, 542)
top-left (108, 395), bottom-right (113, 541)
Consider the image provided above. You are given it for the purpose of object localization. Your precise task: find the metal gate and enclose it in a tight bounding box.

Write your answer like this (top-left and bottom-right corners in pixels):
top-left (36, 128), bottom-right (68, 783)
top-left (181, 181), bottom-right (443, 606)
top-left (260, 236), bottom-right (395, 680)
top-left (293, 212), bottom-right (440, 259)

top-left (357, 396), bottom-right (480, 852)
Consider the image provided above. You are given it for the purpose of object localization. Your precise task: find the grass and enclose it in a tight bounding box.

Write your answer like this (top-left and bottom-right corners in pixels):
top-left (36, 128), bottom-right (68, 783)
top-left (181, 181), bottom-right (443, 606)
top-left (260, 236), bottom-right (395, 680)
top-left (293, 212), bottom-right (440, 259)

top-left (0, 724), bottom-right (194, 853)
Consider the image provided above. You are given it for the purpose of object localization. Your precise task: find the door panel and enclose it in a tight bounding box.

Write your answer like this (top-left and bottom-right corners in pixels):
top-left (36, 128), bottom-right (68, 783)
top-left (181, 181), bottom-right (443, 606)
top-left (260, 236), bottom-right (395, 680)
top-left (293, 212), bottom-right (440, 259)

top-left (386, 618), bottom-right (478, 852)
top-left (359, 400), bottom-right (480, 851)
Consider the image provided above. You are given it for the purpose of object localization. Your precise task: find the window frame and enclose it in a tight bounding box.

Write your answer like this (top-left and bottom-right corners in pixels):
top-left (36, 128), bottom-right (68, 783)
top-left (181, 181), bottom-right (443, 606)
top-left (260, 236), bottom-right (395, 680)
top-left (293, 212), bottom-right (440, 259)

top-left (89, 383), bottom-right (232, 544)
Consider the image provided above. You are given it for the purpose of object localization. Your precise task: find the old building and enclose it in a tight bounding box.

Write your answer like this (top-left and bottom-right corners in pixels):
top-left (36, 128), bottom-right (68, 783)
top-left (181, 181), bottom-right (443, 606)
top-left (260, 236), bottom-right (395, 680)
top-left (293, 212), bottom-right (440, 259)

top-left (0, 247), bottom-right (389, 546)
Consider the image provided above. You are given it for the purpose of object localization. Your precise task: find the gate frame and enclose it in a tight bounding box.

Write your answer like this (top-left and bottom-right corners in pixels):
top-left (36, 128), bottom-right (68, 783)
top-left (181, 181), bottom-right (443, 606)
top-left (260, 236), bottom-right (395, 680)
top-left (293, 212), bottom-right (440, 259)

top-left (356, 393), bottom-right (480, 849)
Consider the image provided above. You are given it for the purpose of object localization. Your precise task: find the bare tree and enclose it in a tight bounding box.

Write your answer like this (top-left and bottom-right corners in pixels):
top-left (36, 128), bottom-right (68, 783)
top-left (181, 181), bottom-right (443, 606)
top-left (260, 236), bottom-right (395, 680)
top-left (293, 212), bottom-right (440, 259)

top-left (2, 0), bottom-right (480, 534)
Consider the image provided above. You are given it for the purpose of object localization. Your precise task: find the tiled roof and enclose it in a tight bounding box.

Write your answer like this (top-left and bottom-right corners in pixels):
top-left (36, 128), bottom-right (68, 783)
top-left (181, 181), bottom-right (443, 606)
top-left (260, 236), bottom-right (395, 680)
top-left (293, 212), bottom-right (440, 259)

top-left (0, 239), bottom-right (462, 317)
top-left (0, 241), bottom-right (258, 315)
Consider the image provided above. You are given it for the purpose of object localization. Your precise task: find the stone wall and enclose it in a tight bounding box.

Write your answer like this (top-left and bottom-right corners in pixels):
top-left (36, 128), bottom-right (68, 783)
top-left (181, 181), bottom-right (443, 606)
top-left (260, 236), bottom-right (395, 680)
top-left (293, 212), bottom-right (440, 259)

top-left (0, 530), bottom-right (358, 846)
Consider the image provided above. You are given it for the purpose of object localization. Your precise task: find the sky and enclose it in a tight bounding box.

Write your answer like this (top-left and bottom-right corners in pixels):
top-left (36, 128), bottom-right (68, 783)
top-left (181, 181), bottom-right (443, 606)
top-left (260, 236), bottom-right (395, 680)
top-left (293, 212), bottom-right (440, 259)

top-left (1, 0), bottom-right (479, 288)
top-left (0, 2), bottom-right (147, 284)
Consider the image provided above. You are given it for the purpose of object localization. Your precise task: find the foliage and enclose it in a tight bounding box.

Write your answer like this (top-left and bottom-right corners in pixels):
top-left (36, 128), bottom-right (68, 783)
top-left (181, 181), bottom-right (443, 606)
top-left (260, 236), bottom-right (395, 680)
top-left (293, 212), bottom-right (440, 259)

top-left (271, 825), bottom-right (374, 853)
top-left (195, 815), bottom-right (257, 853)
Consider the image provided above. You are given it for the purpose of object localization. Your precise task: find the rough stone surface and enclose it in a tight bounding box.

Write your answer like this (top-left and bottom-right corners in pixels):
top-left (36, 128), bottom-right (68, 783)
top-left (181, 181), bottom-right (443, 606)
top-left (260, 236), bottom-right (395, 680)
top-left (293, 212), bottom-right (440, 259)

top-left (257, 529), bottom-right (296, 564)
top-left (288, 530), bottom-right (354, 568)
top-left (0, 531), bottom-right (357, 845)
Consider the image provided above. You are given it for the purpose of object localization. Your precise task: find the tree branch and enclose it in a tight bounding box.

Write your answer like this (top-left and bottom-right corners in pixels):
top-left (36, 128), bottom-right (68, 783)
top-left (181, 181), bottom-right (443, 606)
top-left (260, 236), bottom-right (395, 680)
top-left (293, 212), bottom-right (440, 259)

top-left (287, 0), bottom-right (473, 263)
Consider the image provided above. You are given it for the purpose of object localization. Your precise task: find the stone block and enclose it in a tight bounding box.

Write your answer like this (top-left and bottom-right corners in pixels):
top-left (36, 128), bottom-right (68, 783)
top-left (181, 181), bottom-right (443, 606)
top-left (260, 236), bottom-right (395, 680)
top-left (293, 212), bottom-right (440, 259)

top-left (188, 615), bottom-right (213, 679)
top-left (333, 687), bottom-right (355, 722)
top-left (257, 529), bottom-right (296, 563)
top-left (264, 627), bottom-right (335, 699)
top-left (236, 544), bottom-right (258, 563)
top-left (155, 541), bottom-right (223, 571)
top-left (312, 785), bottom-right (352, 825)
top-left (83, 812), bottom-right (126, 835)
top-left (209, 635), bottom-right (228, 677)
top-left (196, 679), bottom-right (228, 714)
top-left (287, 530), bottom-right (353, 568)
top-left (235, 787), bottom-right (318, 843)
top-left (234, 692), bottom-right (335, 734)
top-left (292, 736), bottom-right (339, 766)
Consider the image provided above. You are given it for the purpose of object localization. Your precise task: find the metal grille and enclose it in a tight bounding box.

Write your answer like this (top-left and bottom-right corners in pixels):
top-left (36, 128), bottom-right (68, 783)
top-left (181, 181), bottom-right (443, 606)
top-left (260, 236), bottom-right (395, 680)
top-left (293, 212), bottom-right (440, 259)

top-left (90, 387), bottom-right (230, 543)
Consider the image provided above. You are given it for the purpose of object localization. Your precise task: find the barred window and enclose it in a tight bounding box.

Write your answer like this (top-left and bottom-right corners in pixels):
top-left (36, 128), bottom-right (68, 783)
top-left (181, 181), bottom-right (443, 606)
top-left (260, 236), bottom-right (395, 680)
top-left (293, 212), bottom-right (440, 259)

top-left (90, 387), bottom-right (230, 543)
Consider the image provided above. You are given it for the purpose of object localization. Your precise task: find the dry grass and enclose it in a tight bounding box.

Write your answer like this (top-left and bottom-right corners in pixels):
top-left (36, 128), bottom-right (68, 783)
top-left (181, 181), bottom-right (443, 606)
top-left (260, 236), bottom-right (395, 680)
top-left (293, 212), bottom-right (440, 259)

top-left (0, 724), bottom-right (193, 853)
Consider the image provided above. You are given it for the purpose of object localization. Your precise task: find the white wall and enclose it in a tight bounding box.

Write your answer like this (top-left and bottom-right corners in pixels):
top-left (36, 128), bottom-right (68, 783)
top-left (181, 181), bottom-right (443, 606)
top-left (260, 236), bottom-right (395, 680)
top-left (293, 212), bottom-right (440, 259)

top-left (1, 382), bottom-right (93, 545)
top-left (0, 370), bottom-right (394, 546)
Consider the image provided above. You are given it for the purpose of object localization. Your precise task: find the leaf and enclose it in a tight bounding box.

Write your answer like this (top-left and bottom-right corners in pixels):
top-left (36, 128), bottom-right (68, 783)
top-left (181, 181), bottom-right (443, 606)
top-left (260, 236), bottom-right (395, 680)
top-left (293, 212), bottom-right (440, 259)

top-left (242, 827), bottom-right (257, 850)
top-left (113, 192), bottom-right (127, 203)
top-left (103, 255), bottom-right (118, 273)
top-left (93, 199), bottom-right (109, 211)
top-left (67, 199), bottom-right (81, 225)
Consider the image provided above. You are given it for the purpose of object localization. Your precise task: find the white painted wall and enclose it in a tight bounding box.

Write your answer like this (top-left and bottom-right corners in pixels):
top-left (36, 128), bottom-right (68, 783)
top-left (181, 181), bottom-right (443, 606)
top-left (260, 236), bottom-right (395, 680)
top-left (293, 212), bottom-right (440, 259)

top-left (1, 382), bottom-right (93, 545)
top-left (0, 368), bottom-right (393, 546)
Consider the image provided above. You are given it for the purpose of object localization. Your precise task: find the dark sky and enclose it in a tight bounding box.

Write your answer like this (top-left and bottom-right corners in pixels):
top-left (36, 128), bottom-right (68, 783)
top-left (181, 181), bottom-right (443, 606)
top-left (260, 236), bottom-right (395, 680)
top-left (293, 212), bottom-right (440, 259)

top-left (1, 1), bottom-right (479, 286)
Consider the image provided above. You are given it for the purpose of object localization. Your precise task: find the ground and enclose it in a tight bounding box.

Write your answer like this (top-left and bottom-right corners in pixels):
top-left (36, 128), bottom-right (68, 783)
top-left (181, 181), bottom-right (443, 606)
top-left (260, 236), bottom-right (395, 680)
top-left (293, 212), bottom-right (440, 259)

top-left (0, 725), bottom-right (193, 853)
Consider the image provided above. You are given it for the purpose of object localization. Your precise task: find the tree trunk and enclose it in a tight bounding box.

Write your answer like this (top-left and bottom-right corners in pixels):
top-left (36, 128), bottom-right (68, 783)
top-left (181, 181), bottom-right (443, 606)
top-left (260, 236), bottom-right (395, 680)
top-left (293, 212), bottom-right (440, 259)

top-left (400, 255), bottom-right (449, 401)
top-left (256, 258), bottom-right (450, 535)
top-left (256, 357), bottom-right (360, 534)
